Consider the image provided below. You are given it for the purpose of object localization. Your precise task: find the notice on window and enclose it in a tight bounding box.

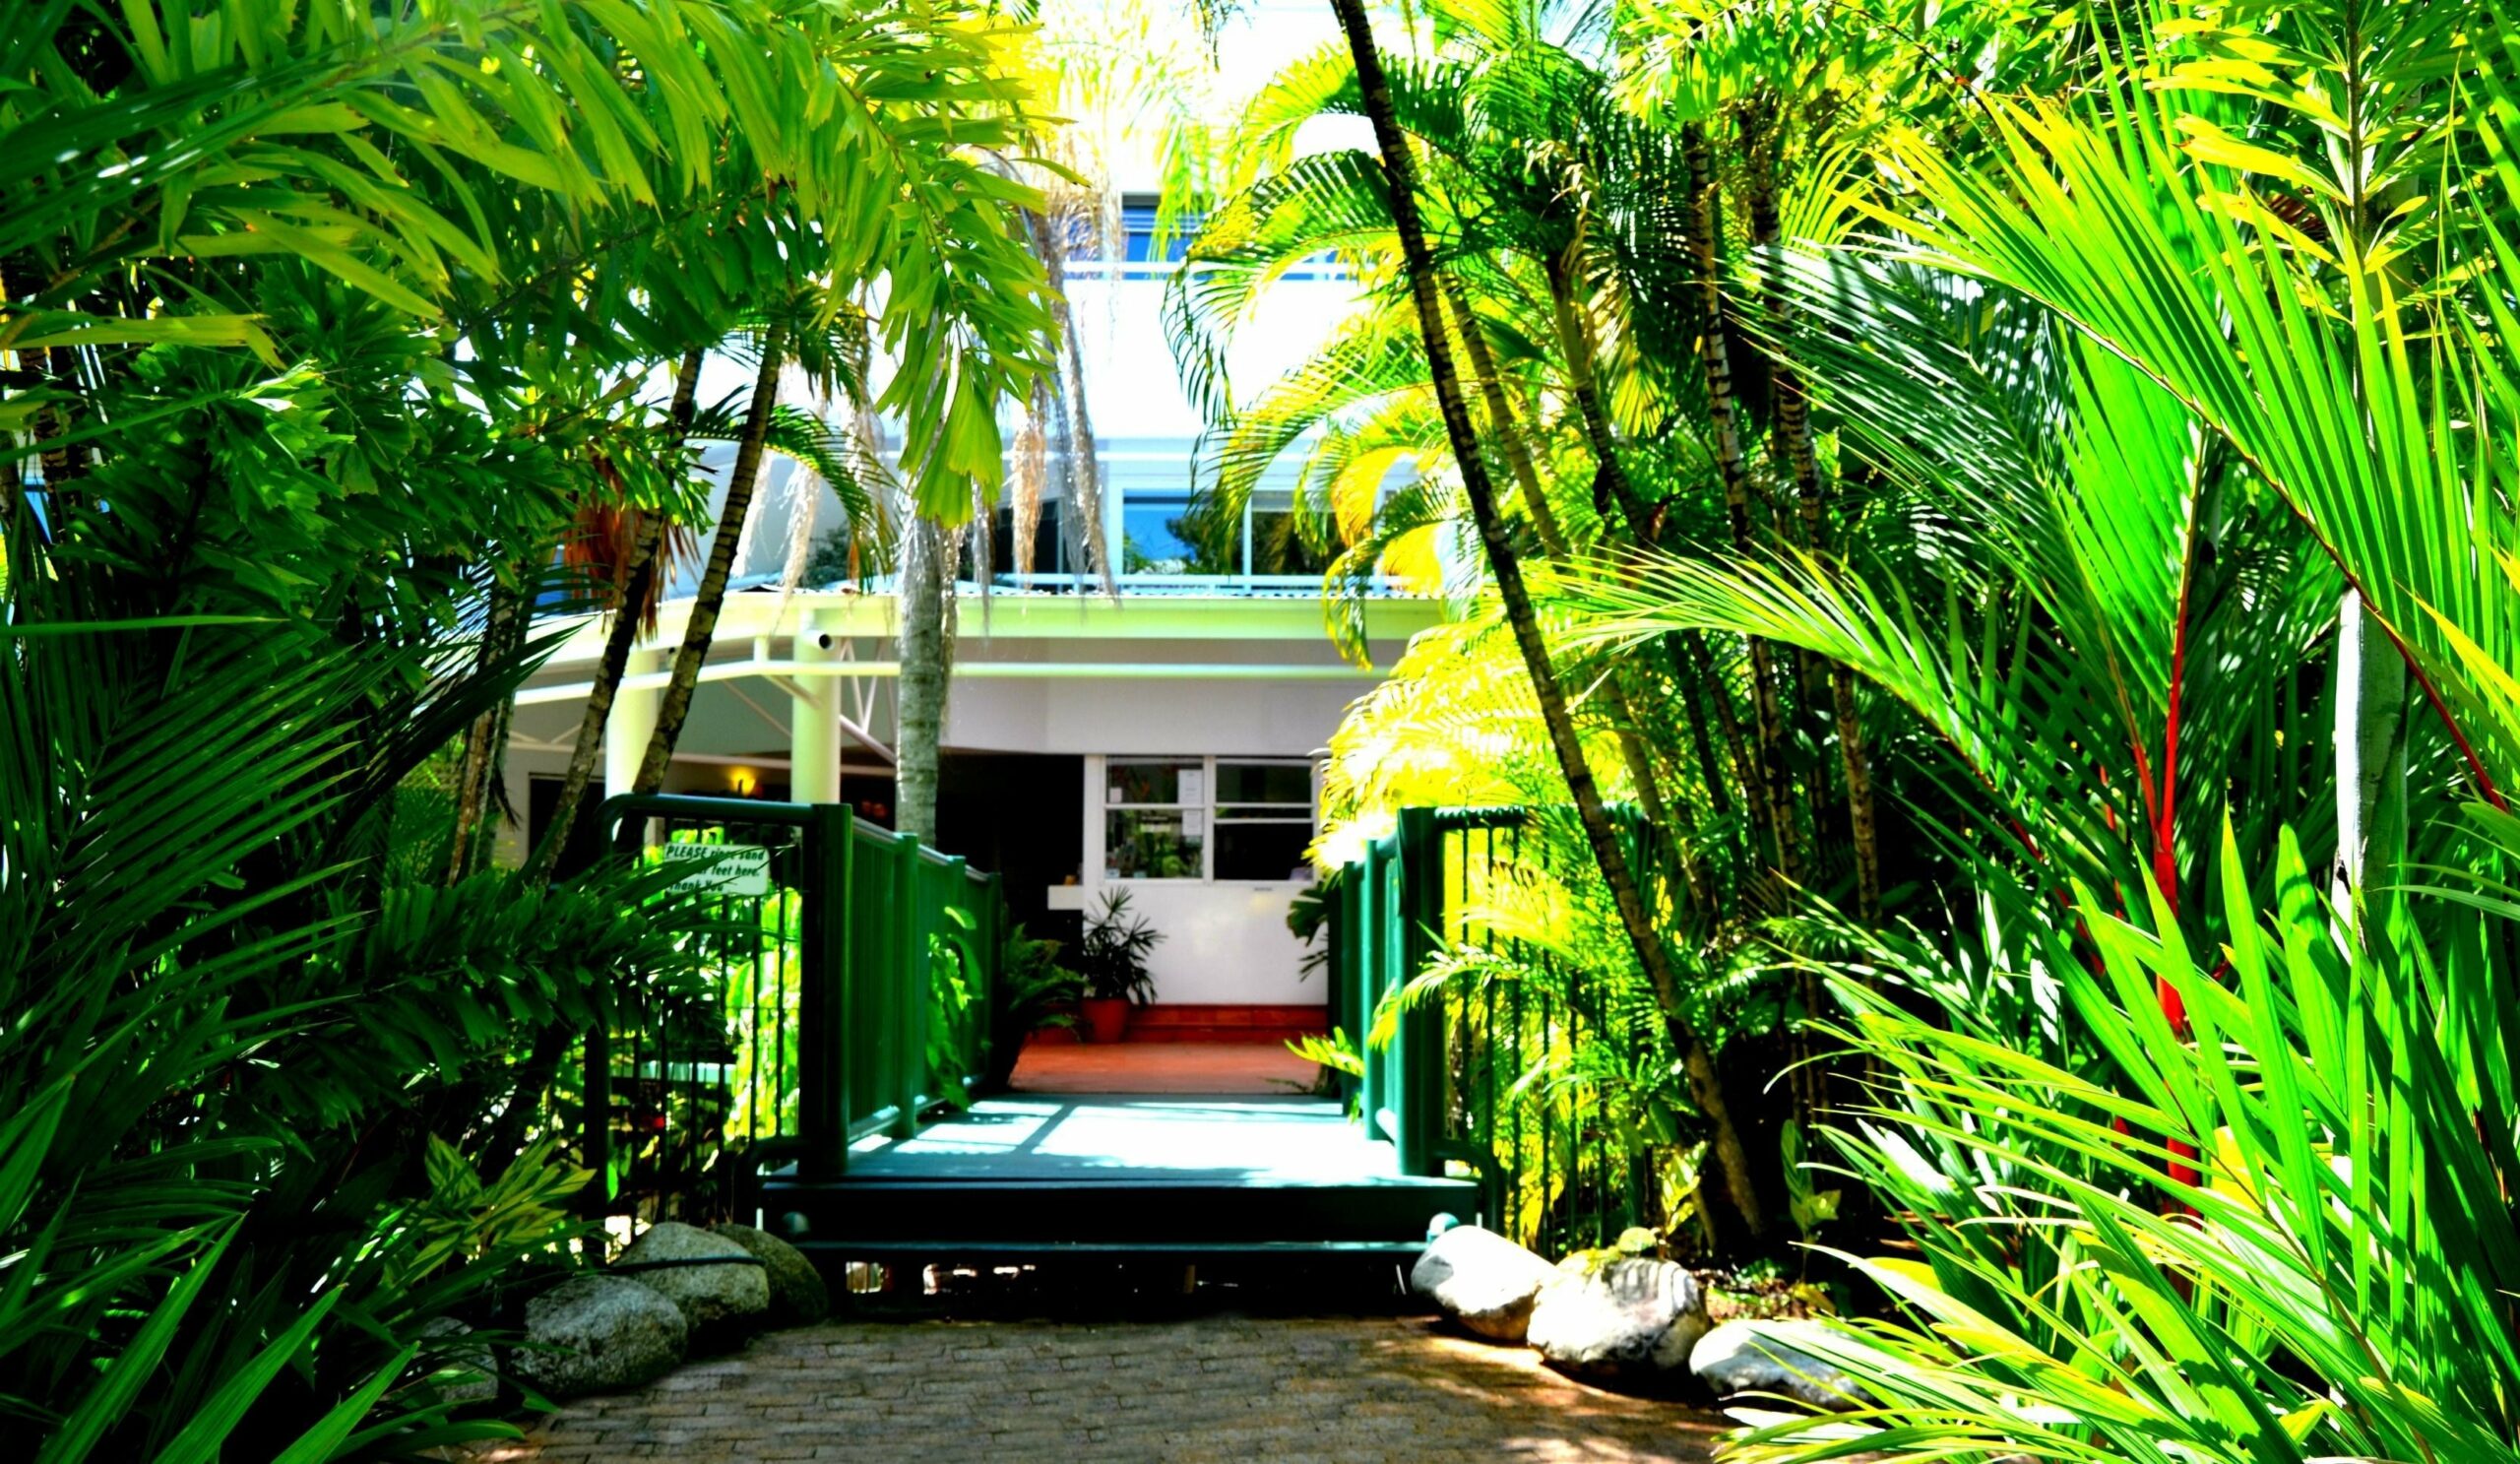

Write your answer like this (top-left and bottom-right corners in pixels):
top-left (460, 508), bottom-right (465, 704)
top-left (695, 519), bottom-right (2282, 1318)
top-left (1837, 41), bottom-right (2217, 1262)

top-left (662, 842), bottom-right (772, 897)
top-left (1179, 767), bottom-right (1206, 807)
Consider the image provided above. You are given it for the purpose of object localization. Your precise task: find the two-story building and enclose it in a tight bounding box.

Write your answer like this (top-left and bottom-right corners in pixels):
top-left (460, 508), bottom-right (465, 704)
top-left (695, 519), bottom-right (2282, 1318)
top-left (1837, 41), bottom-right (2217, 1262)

top-left (498, 3), bottom-right (1432, 1029)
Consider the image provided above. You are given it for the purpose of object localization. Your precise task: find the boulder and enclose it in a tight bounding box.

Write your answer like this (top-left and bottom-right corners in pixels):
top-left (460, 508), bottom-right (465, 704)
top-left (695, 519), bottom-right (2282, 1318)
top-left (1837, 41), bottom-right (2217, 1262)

top-left (414, 1316), bottom-right (496, 1406)
top-left (614, 1221), bottom-right (771, 1347)
top-left (713, 1222), bottom-right (830, 1328)
top-left (1689, 1319), bottom-right (1859, 1409)
top-left (1526, 1253), bottom-right (1711, 1379)
top-left (510, 1275), bottom-right (687, 1399)
top-left (1411, 1224), bottom-right (1558, 1343)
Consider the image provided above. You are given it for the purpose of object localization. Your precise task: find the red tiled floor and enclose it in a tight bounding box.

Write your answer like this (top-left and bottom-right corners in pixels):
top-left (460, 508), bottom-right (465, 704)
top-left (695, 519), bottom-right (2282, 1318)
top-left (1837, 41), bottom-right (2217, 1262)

top-left (1009, 1039), bottom-right (1323, 1095)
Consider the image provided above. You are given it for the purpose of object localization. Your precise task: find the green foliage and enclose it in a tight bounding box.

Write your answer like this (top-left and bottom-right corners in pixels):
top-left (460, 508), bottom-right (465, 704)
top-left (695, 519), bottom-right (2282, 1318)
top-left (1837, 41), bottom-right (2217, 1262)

top-left (3, 0), bottom-right (1062, 1452)
top-left (1282, 1028), bottom-right (1362, 1105)
top-left (1738, 824), bottom-right (2520, 1462)
top-left (1073, 889), bottom-right (1163, 1004)
top-left (986, 924), bottom-right (1085, 1087)
top-left (925, 926), bottom-right (983, 1112)
top-left (1266, 0), bottom-right (2520, 1446)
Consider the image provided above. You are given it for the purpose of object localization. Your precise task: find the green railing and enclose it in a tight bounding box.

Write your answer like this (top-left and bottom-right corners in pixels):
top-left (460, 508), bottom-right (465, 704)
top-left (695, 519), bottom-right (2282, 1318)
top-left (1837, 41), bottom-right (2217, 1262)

top-left (1327, 805), bottom-right (1661, 1255)
top-left (583, 795), bottom-right (1004, 1222)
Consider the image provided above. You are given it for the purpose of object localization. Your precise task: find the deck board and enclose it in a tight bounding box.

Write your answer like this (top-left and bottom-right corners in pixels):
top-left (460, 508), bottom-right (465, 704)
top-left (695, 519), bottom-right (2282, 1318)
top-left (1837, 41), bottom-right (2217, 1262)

top-left (841, 1093), bottom-right (1426, 1185)
top-left (767, 1092), bottom-right (1480, 1255)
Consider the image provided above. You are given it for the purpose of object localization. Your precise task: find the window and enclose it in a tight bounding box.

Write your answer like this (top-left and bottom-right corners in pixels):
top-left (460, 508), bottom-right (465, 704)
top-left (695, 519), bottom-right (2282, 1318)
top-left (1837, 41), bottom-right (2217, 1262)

top-left (1119, 491), bottom-right (1198, 575)
top-left (1103, 757), bottom-right (1314, 882)
top-left (1104, 758), bottom-right (1205, 879)
top-left (1214, 761), bottom-right (1315, 880)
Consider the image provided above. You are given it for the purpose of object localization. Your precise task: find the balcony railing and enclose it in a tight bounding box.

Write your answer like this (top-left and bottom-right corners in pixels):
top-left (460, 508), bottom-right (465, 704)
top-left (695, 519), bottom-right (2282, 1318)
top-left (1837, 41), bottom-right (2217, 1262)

top-left (987, 571), bottom-right (1403, 598)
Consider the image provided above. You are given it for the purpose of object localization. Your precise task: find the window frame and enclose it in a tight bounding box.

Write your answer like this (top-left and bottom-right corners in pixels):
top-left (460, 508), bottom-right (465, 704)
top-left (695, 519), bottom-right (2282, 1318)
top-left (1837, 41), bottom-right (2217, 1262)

top-left (1099, 755), bottom-right (1317, 885)
top-left (1102, 756), bottom-right (1209, 884)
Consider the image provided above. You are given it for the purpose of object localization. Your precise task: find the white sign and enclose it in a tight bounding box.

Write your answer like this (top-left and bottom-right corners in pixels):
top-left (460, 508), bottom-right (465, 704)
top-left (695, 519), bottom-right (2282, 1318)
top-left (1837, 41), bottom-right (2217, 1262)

top-left (662, 842), bottom-right (772, 897)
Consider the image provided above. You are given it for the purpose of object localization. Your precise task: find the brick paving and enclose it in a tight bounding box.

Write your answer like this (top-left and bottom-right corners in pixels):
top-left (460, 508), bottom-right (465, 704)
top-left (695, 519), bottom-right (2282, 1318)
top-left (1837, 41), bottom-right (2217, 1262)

top-left (476, 1313), bottom-right (1727, 1463)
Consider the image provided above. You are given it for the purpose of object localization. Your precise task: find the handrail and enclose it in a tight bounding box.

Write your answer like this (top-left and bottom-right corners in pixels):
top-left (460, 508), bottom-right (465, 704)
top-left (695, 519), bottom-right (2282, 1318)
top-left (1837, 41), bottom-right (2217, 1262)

top-left (1325, 802), bottom-right (1658, 1254)
top-left (588, 795), bottom-right (1006, 1220)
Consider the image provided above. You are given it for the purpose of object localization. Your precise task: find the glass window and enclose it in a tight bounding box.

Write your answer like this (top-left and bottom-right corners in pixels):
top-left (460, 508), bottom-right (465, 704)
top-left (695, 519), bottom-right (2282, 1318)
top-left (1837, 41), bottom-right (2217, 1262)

top-left (1120, 492), bottom-right (1197, 575)
top-left (1212, 760), bottom-right (1314, 882)
top-left (1108, 758), bottom-right (1200, 805)
top-left (1103, 758), bottom-right (1314, 882)
top-left (1105, 809), bottom-right (1204, 878)
top-left (1217, 761), bottom-right (1311, 805)
top-left (1248, 491), bottom-right (1331, 576)
top-left (1106, 758), bottom-right (1205, 879)
top-left (1214, 822), bottom-right (1312, 881)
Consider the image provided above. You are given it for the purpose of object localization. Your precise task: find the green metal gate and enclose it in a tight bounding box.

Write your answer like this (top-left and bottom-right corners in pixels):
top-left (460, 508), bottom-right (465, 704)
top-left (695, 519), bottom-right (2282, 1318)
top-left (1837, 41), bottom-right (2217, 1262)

top-left (584, 795), bottom-right (1004, 1223)
top-left (1326, 805), bottom-right (1663, 1255)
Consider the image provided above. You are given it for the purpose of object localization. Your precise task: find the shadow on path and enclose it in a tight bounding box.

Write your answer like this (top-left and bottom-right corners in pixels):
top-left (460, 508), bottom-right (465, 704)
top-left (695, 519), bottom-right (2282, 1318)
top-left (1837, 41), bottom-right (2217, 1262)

top-left (477, 1312), bottom-right (1727, 1463)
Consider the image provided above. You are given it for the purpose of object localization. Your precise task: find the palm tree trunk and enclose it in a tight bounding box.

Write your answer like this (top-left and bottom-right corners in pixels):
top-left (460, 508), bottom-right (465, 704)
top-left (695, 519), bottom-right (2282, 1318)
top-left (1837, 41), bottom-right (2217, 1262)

top-left (895, 516), bottom-right (949, 845)
top-left (523, 348), bottom-right (707, 889)
top-left (1023, 210), bottom-right (1112, 589)
top-left (1541, 249), bottom-right (1661, 543)
top-left (447, 572), bottom-right (527, 882)
top-left (1740, 107), bottom-right (1880, 925)
top-left (628, 324), bottom-right (789, 803)
top-left (1444, 279), bottom-right (1569, 559)
top-left (1455, 275), bottom-right (1716, 905)
top-left (1330, 0), bottom-right (1769, 1244)
top-left (1682, 121), bottom-right (1801, 897)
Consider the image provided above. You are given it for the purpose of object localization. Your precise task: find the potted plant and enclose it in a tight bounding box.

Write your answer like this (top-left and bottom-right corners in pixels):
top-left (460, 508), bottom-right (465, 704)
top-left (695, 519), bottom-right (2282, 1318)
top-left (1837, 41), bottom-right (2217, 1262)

top-left (1072, 889), bottom-right (1161, 1043)
top-left (983, 923), bottom-right (1086, 1088)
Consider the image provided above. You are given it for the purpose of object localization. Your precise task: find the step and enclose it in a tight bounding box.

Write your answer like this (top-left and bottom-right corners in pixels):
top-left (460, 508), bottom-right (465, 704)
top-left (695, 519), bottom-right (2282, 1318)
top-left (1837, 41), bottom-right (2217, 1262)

top-left (1123, 1003), bottom-right (1330, 1044)
top-left (761, 1175), bottom-right (1479, 1249)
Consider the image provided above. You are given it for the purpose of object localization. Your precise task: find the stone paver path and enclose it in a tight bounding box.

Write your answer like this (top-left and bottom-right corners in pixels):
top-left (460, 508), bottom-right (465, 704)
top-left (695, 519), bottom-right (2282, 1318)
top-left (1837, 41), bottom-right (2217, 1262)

top-left (476, 1314), bottom-right (1726, 1463)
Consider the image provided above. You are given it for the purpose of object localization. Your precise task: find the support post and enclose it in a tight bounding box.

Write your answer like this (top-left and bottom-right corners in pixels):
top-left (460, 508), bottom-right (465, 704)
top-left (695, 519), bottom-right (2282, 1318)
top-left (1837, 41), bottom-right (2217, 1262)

top-left (791, 628), bottom-right (842, 806)
top-left (891, 833), bottom-right (924, 1138)
top-left (801, 802), bottom-right (852, 1178)
top-left (583, 1027), bottom-right (612, 1212)
top-left (1393, 807), bottom-right (1444, 1177)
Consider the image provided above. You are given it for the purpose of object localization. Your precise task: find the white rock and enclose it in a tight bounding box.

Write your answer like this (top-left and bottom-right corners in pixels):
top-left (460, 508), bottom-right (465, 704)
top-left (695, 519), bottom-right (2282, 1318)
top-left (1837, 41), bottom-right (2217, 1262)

top-left (1410, 1225), bottom-right (1559, 1343)
top-left (1526, 1254), bottom-right (1710, 1378)
top-left (1689, 1318), bottom-right (1860, 1409)
top-left (713, 1222), bottom-right (830, 1328)
top-left (415, 1315), bottom-right (496, 1406)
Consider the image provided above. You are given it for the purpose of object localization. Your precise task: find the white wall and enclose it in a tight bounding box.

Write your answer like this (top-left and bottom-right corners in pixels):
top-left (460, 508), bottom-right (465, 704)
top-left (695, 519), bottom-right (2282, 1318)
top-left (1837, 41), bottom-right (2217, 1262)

top-left (1071, 754), bottom-right (1322, 1005)
top-left (1099, 879), bottom-right (1319, 1005)
top-left (943, 675), bottom-right (1361, 758)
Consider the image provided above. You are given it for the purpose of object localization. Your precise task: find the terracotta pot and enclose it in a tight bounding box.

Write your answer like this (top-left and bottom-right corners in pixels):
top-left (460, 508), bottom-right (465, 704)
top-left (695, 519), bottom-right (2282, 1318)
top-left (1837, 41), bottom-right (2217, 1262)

top-left (1079, 996), bottom-right (1131, 1045)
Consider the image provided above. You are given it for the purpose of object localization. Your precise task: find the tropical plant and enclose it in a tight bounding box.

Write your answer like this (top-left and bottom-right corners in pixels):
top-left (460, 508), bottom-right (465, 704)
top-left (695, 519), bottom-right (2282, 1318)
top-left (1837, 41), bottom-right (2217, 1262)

top-left (1073, 889), bottom-right (1164, 1005)
top-left (984, 924), bottom-right (1086, 1088)
top-left (1540, 0), bottom-right (2520, 1450)
top-left (1, 0), bottom-right (1067, 1452)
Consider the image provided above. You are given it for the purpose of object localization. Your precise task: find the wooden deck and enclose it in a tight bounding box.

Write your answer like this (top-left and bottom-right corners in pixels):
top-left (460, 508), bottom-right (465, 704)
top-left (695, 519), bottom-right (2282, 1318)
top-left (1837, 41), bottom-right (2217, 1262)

top-left (760, 1094), bottom-right (1479, 1263)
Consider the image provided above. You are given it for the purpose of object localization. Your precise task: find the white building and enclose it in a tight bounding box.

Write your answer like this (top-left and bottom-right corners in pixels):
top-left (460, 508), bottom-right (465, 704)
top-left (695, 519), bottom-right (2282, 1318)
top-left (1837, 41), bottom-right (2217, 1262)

top-left (500, 2), bottom-right (1431, 1015)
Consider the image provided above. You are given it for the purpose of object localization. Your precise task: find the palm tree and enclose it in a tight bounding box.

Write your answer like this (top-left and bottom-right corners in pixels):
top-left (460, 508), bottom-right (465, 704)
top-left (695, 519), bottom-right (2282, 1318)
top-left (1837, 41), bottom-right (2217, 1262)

top-left (626, 319), bottom-right (793, 800)
top-left (0, 1), bottom-right (994, 1449)
top-left (1571, 0), bottom-right (2520, 1450)
top-left (1317, 0), bottom-right (1771, 1242)
top-left (523, 346), bottom-right (705, 886)
top-left (895, 516), bottom-right (952, 844)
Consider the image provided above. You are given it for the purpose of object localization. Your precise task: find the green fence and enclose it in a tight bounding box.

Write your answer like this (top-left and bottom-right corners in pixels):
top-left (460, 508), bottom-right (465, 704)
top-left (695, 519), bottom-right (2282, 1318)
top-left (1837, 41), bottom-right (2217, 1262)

top-left (1327, 805), bottom-right (1662, 1256)
top-left (583, 795), bottom-right (1004, 1222)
